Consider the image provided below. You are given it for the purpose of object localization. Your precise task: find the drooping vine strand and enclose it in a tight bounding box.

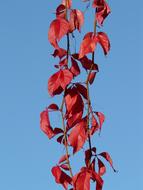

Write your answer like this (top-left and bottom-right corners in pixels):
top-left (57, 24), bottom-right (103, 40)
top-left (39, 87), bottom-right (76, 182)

top-left (40, 1), bottom-right (116, 190)
top-left (86, 9), bottom-right (97, 165)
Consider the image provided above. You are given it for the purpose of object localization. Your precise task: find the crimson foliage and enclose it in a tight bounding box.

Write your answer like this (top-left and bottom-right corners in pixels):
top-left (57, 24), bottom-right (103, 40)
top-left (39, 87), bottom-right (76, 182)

top-left (40, 0), bottom-right (116, 189)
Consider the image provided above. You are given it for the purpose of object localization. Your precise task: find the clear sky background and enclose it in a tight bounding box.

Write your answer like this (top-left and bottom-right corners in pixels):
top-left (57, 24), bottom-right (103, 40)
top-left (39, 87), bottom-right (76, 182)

top-left (0, 0), bottom-right (143, 189)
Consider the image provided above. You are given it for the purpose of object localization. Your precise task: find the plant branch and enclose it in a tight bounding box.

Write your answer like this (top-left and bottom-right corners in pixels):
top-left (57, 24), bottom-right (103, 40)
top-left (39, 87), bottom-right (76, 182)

top-left (86, 10), bottom-right (97, 165)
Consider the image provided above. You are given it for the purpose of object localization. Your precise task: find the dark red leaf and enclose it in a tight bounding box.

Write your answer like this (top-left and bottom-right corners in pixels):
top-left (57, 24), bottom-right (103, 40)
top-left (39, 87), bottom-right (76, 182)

top-left (99, 152), bottom-right (116, 172)
top-left (53, 128), bottom-right (64, 135)
top-left (97, 32), bottom-right (110, 55)
top-left (70, 57), bottom-right (80, 77)
top-left (52, 48), bottom-right (67, 59)
top-left (56, 4), bottom-right (66, 19)
top-left (92, 0), bottom-right (111, 25)
top-left (40, 110), bottom-right (55, 139)
top-left (98, 158), bottom-right (106, 176)
top-left (48, 104), bottom-right (59, 111)
top-left (51, 166), bottom-right (72, 190)
top-left (48, 18), bottom-right (69, 48)
top-left (60, 164), bottom-right (70, 171)
top-left (57, 135), bottom-right (64, 144)
top-left (75, 83), bottom-right (87, 99)
top-left (88, 72), bottom-right (97, 84)
top-left (91, 170), bottom-right (104, 190)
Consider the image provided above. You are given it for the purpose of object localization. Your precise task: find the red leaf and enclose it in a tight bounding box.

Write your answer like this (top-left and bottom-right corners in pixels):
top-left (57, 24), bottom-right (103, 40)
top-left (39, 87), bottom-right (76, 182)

top-left (92, 0), bottom-right (111, 25)
top-left (52, 48), bottom-right (67, 59)
top-left (48, 18), bottom-right (69, 48)
top-left (79, 32), bottom-right (97, 59)
top-left (88, 72), bottom-right (97, 84)
top-left (68, 118), bottom-right (87, 153)
top-left (40, 110), bottom-right (55, 139)
top-left (53, 128), bottom-right (64, 135)
top-left (59, 154), bottom-right (70, 164)
top-left (48, 69), bottom-right (73, 96)
top-left (69, 9), bottom-right (84, 32)
top-left (65, 87), bottom-right (84, 119)
top-left (60, 164), bottom-right (70, 171)
top-left (57, 135), bottom-right (64, 144)
top-left (48, 104), bottom-right (59, 111)
top-left (59, 58), bottom-right (68, 67)
top-left (97, 32), bottom-right (110, 55)
top-left (67, 111), bottom-right (83, 129)
top-left (73, 168), bottom-right (91, 190)
top-left (75, 83), bottom-right (87, 99)
top-left (56, 4), bottom-right (66, 19)
top-left (62, 0), bottom-right (72, 9)
top-left (98, 158), bottom-right (106, 176)
top-left (51, 166), bottom-right (72, 190)
top-left (99, 152), bottom-right (116, 172)
top-left (96, 112), bottom-right (105, 131)
top-left (70, 57), bottom-right (80, 77)
top-left (90, 114), bottom-right (99, 135)
top-left (79, 55), bottom-right (99, 71)
top-left (91, 170), bottom-right (104, 190)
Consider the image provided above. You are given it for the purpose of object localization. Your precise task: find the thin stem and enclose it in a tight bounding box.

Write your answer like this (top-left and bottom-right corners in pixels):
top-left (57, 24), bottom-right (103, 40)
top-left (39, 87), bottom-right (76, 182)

top-left (86, 10), bottom-right (97, 164)
top-left (60, 97), bottom-right (73, 177)
top-left (59, 0), bottom-right (73, 178)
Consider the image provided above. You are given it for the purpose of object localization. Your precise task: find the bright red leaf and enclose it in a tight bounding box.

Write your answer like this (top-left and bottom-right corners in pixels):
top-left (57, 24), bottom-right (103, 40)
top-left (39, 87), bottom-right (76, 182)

top-left (40, 110), bottom-right (55, 139)
top-left (62, 0), bottom-right (72, 8)
top-left (97, 32), bottom-right (110, 55)
top-left (68, 118), bottom-right (87, 153)
top-left (69, 9), bottom-right (84, 32)
top-left (73, 168), bottom-right (91, 190)
top-left (79, 32), bottom-right (97, 59)
top-left (48, 69), bottom-right (73, 96)
top-left (48, 18), bottom-right (69, 48)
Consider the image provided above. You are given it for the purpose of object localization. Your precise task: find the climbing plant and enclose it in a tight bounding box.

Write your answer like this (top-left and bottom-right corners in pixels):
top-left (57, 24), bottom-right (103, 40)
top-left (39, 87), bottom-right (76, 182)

top-left (40, 0), bottom-right (116, 189)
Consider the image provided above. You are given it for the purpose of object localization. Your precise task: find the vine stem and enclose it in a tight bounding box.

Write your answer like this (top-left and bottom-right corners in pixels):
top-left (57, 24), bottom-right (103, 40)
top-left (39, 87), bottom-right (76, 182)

top-left (60, 98), bottom-right (73, 177)
top-left (86, 10), bottom-right (97, 164)
top-left (59, 0), bottom-right (73, 178)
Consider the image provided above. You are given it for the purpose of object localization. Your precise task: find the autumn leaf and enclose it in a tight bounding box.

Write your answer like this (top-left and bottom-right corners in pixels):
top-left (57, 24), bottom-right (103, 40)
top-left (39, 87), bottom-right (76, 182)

top-left (40, 110), bottom-right (55, 139)
top-left (68, 118), bottom-right (87, 153)
top-left (70, 57), bottom-right (80, 77)
top-left (98, 158), bottom-right (106, 176)
top-left (79, 32), bottom-right (97, 59)
top-left (52, 166), bottom-right (72, 190)
top-left (48, 18), bottom-right (69, 48)
top-left (69, 9), bottom-right (84, 32)
top-left (48, 69), bottom-right (73, 96)
top-left (99, 152), bottom-right (116, 172)
top-left (62, 0), bottom-right (72, 9)
top-left (92, 0), bottom-right (111, 25)
top-left (97, 32), bottom-right (110, 55)
top-left (73, 168), bottom-right (91, 190)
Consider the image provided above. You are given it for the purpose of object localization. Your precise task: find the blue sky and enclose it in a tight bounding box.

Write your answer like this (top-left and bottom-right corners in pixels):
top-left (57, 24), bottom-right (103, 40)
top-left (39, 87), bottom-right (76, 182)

top-left (0, 0), bottom-right (143, 189)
